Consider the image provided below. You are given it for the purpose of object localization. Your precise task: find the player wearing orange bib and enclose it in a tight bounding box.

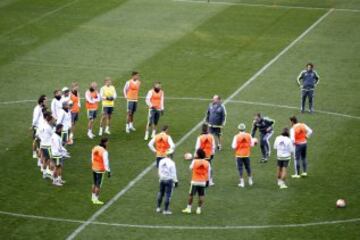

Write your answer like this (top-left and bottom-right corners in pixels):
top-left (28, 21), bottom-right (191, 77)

top-left (70, 82), bottom-right (80, 142)
top-left (290, 116), bottom-right (313, 178)
top-left (232, 123), bottom-right (257, 188)
top-left (145, 82), bottom-right (164, 140)
top-left (182, 149), bottom-right (211, 215)
top-left (195, 124), bottom-right (216, 186)
top-left (85, 82), bottom-right (100, 139)
top-left (91, 138), bottom-right (111, 205)
top-left (148, 125), bottom-right (175, 168)
top-left (123, 71), bottom-right (141, 134)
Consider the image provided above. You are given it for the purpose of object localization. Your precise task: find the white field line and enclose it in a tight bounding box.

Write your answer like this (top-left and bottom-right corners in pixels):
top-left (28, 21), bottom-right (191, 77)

top-left (173, 0), bottom-right (360, 13)
top-left (65, 9), bottom-right (334, 240)
top-left (0, 0), bottom-right (78, 39)
top-left (0, 210), bottom-right (359, 230)
top-left (0, 96), bottom-right (358, 120)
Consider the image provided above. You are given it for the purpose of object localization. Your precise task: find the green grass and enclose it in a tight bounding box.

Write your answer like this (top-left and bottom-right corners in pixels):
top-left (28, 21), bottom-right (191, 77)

top-left (0, 0), bottom-right (359, 239)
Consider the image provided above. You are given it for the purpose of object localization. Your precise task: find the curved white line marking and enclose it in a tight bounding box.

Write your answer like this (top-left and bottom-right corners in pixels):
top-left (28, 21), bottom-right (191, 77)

top-left (0, 96), bottom-right (358, 120)
top-left (0, 210), bottom-right (359, 230)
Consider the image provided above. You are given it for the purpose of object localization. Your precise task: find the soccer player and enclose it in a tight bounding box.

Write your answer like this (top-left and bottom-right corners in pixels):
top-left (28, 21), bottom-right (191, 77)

top-left (50, 89), bottom-right (63, 120)
top-left (156, 154), bottom-right (178, 215)
top-left (297, 63), bottom-right (320, 113)
top-left (145, 82), bottom-right (164, 140)
top-left (85, 82), bottom-right (100, 139)
top-left (231, 123), bottom-right (256, 188)
top-left (70, 82), bottom-right (80, 141)
top-left (99, 77), bottom-right (117, 136)
top-left (38, 112), bottom-right (54, 179)
top-left (251, 113), bottom-right (275, 163)
top-left (62, 87), bottom-right (71, 103)
top-left (50, 124), bottom-right (70, 186)
top-left (289, 116), bottom-right (313, 178)
top-left (195, 124), bottom-right (216, 186)
top-left (91, 137), bottom-right (111, 205)
top-left (57, 101), bottom-right (72, 145)
top-left (182, 149), bottom-right (211, 215)
top-left (32, 95), bottom-right (47, 161)
top-left (205, 95), bottom-right (226, 151)
top-left (123, 71), bottom-right (141, 133)
top-left (274, 128), bottom-right (294, 189)
top-left (148, 125), bottom-right (175, 168)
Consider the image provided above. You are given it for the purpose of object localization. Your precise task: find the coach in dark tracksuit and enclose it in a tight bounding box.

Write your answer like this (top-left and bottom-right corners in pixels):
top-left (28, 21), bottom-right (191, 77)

top-left (251, 113), bottom-right (275, 163)
top-left (297, 63), bottom-right (320, 113)
top-left (205, 95), bottom-right (227, 151)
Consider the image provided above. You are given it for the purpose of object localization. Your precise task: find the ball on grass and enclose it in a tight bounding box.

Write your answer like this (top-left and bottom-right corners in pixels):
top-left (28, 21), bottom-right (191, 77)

top-left (184, 152), bottom-right (193, 161)
top-left (336, 199), bottom-right (346, 208)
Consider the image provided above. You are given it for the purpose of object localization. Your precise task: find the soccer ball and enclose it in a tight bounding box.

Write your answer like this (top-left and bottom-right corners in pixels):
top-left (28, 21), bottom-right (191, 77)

top-left (184, 153), bottom-right (193, 161)
top-left (253, 138), bottom-right (258, 145)
top-left (336, 199), bottom-right (346, 208)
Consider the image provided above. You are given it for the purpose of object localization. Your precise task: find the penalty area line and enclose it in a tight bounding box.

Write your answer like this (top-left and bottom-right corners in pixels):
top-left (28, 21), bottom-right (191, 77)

top-left (0, 210), bottom-right (359, 230)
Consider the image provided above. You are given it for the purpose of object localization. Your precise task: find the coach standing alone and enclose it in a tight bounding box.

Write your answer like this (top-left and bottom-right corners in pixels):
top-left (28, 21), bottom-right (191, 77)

top-left (297, 63), bottom-right (320, 113)
top-left (205, 95), bottom-right (227, 151)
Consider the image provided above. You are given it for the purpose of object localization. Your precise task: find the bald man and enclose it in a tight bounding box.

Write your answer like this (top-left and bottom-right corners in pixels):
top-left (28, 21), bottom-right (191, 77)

top-left (205, 95), bottom-right (227, 151)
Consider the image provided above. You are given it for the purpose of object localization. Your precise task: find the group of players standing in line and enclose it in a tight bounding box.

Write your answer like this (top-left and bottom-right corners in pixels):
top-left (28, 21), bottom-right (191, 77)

top-left (31, 63), bottom-right (319, 213)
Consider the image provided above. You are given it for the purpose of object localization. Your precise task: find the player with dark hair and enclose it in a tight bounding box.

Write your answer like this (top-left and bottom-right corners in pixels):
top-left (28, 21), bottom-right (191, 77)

top-left (195, 124), bottom-right (216, 186)
top-left (297, 63), bottom-right (320, 113)
top-left (38, 112), bottom-right (54, 179)
top-left (289, 116), bottom-right (313, 178)
top-left (123, 71), bottom-right (141, 133)
top-left (251, 113), bottom-right (275, 163)
top-left (182, 149), bottom-right (211, 215)
top-left (274, 128), bottom-right (294, 189)
top-left (156, 152), bottom-right (178, 215)
top-left (32, 94), bottom-right (47, 162)
top-left (50, 124), bottom-right (70, 186)
top-left (145, 82), bottom-right (164, 140)
top-left (205, 95), bottom-right (227, 151)
top-left (91, 137), bottom-right (111, 205)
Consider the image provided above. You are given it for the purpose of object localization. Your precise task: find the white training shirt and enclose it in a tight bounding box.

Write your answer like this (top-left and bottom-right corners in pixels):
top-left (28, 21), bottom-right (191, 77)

top-left (273, 135), bottom-right (294, 160)
top-left (32, 104), bottom-right (43, 128)
top-left (51, 98), bottom-right (63, 120)
top-left (50, 132), bottom-right (68, 157)
top-left (62, 95), bottom-right (70, 104)
top-left (38, 121), bottom-right (54, 147)
top-left (56, 109), bottom-right (72, 131)
top-left (158, 157), bottom-right (178, 182)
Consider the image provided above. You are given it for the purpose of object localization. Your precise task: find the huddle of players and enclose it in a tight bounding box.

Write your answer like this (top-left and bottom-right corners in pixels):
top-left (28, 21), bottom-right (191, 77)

top-left (31, 72), bottom-right (166, 188)
top-left (148, 104), bottom-right (312, 215)
top-left (32, 63), bottom-right (318, 208)
top-left (149, 61), bottom-right (318, 214)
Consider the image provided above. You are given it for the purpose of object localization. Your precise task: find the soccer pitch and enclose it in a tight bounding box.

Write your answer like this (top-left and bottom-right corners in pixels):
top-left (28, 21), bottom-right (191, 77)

top-left (0, 0), bottom-right (360, 239)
